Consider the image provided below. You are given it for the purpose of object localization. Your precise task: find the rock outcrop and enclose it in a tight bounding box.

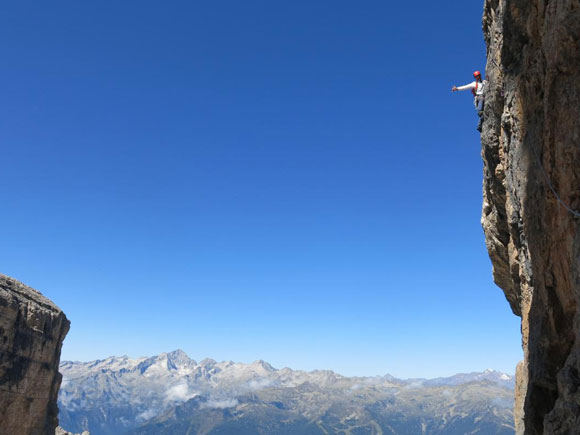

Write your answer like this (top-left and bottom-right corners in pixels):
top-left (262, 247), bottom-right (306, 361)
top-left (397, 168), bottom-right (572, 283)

top-left (480, 0), bottom-right (580, 433)
top-left (0, 274), bottom-right (70, 435)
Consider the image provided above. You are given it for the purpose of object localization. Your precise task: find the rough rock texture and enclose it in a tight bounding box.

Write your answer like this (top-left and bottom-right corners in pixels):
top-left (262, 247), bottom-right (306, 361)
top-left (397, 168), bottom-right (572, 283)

top-left (0, 274), bottom-right (70, 435)
top-left (481, 0), bottom-right (580, 433)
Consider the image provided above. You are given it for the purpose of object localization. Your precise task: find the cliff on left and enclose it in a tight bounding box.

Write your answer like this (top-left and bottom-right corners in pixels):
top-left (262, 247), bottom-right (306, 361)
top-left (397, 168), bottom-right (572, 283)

top-left (0, 274), bottom-right (70, 435)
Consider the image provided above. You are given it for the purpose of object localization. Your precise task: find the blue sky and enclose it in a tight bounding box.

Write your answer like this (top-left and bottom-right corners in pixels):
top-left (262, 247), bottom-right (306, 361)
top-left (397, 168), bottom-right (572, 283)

top-left (0, 0), bottom-right (521, 378)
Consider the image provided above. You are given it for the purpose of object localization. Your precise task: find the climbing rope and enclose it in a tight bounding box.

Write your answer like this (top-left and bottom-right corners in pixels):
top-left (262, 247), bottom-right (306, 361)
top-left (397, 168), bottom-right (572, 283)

top-left (529, 141), bottom-right (580, 218)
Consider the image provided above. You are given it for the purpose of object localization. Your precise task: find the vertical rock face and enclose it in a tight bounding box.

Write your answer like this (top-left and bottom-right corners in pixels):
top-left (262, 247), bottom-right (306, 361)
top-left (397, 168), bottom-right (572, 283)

top-left (481, 0), bottom-right (580, 433)
top-left (0, 274), bottom-right (70, 435)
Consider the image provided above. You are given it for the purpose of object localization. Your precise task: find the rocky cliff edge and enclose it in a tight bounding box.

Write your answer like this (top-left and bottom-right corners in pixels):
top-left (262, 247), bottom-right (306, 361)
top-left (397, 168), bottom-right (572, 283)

top-left (481, 0), bottom-right (580, 433)
top-left (0, 274), bottom-right (70, 435)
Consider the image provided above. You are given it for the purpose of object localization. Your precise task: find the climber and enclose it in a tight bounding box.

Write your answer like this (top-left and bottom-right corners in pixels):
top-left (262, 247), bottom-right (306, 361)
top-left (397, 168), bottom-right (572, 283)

top-left (452, 71), bottom-right (487, 132)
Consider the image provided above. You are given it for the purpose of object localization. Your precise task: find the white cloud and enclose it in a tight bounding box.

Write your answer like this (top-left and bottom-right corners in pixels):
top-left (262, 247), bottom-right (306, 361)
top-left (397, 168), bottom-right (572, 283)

top-left (165, 382), bottom-right (197, 403)
top-left (136, 409), bottom-right (157, 422)
top-left (247, 378), bottom-right (274, 391)
top-left (403, 381), bottom-right (424, 390)
top-left (201, 398), bottom-right (239, 409)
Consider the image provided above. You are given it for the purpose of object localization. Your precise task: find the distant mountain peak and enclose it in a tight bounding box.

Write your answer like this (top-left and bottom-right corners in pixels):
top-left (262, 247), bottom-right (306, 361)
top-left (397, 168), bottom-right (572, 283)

top-left (167, 349), bottom-right (188, 358)
top-left (164, 349), bottom-right (195, 367)
top-left (423, 369), bottom-right (515, 389)
top-left (251, 360), bottom-right (275, 372)
top-left (58, 351), bottom-right (516, 435)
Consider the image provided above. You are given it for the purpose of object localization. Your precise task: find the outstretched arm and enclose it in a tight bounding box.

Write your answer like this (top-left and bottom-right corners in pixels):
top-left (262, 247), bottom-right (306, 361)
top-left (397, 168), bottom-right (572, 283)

top-left (451, 82), bottom-right (476, 92)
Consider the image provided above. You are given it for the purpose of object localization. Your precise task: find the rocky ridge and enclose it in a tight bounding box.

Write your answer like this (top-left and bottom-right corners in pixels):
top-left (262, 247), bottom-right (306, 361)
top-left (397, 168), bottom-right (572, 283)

top-left (59, 350), bottom-right (515, 435)
top-left (0, 274), bottom-right (70, 435)
top-left (481, 0), bottom-right (580, 433)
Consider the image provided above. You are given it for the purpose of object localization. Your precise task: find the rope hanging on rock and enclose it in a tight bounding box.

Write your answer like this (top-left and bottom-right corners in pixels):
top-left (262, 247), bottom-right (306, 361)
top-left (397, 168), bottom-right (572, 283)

top-left (530, 141), bottom-right (580, 218)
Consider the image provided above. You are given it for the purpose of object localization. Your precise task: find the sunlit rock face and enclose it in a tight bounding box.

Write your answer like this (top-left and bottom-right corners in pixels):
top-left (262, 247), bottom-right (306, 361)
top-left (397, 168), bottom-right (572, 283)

top-left (0, 274), bottom-right (70, 435)
top-left (480, 0), bottom-right (580, 433)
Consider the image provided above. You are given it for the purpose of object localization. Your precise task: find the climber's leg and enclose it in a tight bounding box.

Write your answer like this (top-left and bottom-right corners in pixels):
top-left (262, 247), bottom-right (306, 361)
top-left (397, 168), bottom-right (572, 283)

top-left (476, 98), bottom-right (484, 132)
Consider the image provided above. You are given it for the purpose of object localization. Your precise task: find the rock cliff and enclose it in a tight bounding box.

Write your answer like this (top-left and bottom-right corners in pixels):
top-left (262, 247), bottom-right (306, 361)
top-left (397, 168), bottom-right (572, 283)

top-left (0, 274), bottom-right (70, 435)
top-left (481, 0), bottom-right (580, 433)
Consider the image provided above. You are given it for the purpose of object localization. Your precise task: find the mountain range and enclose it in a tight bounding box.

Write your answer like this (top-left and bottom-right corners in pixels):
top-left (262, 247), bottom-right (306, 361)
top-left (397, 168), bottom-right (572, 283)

top-left (58, 350), bottom-right (515, 434)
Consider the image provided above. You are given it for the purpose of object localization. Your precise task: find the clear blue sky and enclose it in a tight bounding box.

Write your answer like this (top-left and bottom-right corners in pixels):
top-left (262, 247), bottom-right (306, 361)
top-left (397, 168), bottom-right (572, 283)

top-left (0, 0), bottom-right (521, 378)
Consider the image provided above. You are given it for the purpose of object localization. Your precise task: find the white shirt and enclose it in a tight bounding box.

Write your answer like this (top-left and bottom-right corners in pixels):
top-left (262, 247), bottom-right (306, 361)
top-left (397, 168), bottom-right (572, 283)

top-left (456, 80), bottom-right (486, 96)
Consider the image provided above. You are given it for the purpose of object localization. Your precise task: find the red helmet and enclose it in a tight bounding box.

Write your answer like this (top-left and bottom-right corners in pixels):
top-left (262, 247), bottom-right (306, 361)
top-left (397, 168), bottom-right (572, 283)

top-left (473, 70), bottom-right (482, 78)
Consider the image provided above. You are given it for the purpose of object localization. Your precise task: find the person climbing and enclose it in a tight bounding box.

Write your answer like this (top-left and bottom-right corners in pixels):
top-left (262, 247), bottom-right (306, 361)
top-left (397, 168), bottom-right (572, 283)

top-left (452, 71), bottom-right (487, 132)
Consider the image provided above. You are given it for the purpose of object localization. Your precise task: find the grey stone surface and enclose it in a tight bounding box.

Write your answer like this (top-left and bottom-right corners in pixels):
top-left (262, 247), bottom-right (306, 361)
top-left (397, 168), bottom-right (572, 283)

top-left (0, 274), bottom-right (70, 435)
top-left (481, 0), bottom-right (580, 433)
